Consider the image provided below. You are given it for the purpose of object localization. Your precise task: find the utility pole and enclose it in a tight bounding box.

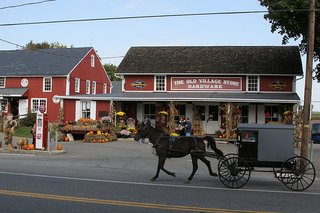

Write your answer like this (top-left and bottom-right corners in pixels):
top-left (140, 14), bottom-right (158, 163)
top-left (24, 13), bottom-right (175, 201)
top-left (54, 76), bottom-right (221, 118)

top-left (301, 0), bottom-right (316, 158)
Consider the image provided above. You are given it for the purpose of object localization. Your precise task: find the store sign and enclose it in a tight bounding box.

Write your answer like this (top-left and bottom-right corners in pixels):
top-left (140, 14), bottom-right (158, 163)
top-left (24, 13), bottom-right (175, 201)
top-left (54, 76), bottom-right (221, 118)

top-left (269, 81), bottom-right (287, 90)
top-left (171, 77), bottom-right (242, 91)
top-left (131, 80), bottom-right (147, 89)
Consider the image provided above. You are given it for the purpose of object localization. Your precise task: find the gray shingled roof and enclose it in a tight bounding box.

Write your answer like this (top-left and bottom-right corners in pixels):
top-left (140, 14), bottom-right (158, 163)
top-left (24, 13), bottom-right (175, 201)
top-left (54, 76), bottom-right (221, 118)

top-left (117, 46), bottom-right (303, 75)
top-left (0, 88), bottom-right (28, 97)
top-left (0, 47), bottom-right (92, 76)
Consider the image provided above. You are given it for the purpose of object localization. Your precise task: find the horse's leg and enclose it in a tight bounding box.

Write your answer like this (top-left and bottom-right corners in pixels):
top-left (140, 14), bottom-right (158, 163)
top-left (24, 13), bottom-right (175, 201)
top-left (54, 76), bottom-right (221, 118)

top-left (151, 156), bottom-right (163, 181)
top-left (159, 156), bottom-right (176, 178)
top-left (199, 156), bottom-right (218, 177)
top-left (151, 156), bottom-right (175, 181)
top-left (186, 155), bottom-right (199, 183)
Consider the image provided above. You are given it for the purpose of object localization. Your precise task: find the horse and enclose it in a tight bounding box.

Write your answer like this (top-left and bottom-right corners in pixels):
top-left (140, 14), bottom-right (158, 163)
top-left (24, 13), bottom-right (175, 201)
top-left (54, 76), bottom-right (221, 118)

top-left (134, 124), bottom-right (224, 183)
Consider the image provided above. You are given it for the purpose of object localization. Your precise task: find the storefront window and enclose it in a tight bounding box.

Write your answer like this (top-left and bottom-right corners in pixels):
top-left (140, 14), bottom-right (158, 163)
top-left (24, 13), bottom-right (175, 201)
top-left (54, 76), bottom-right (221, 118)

top-left (265, 106), bottom-right (279, 123)
top-left (144, 104), bottom-right (156, 119)
top-left (208, 105), bottom-right (219, 121)
top-left (174, 104), bottom-right (186, 122)
top-left (239, 105), bottom-right (249, 123)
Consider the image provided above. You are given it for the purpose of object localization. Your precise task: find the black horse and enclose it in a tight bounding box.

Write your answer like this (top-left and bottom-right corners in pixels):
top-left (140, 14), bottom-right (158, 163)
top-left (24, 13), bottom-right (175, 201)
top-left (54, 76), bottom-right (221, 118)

top-left (134, 124), bottom-right (224, 183)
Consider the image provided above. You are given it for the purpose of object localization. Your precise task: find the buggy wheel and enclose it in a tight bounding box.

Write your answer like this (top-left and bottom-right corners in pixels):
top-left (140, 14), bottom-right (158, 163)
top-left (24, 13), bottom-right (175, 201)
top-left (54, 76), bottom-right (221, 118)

top-left (218, 155), bottom-right (251, 188)
top-left (273, 167), bottom-right (282, 181)
top-left (217, 153), bottom-right (238, 169)
top-left (280, 156), bottom-right (316, 191)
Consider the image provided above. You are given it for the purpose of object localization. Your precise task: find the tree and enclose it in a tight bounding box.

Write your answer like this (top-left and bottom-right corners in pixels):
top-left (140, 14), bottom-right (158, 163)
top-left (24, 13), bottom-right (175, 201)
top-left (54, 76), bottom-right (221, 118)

top-left (103, 63), bottom-right (121, 81)
top-left (24, 40), bottom-right (68, 50)
top-left (259, 0), bottom-right (320, 81)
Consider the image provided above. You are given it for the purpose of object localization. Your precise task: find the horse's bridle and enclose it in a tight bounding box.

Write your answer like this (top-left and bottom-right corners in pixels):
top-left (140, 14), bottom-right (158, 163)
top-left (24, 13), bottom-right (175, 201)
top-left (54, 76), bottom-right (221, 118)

top-left (140, 124), bottom-right (163, 147)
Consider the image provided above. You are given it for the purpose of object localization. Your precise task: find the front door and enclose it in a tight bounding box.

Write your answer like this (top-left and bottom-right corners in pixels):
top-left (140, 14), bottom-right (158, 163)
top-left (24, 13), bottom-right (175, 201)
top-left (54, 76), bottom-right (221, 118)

top-left (207, 105), bottom-right (219, 134)
top-left (195, 104), bottom-right (219, 134)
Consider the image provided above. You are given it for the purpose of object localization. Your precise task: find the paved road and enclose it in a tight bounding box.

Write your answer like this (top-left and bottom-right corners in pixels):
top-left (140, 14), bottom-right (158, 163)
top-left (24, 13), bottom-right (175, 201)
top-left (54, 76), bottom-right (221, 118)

top-left (0, 134), bottom-right (319, 212)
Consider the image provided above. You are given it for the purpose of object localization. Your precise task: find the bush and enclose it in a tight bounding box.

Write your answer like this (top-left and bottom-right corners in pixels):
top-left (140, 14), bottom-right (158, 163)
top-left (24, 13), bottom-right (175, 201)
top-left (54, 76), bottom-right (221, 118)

top-left (19, 113), bottom-right (36, 127)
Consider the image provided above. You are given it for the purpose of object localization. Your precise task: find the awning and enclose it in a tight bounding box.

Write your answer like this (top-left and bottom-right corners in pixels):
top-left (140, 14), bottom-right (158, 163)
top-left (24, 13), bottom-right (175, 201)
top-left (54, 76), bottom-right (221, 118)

top-left (0, 88), bottom-right (29, 97)
top-left (56, 92), bottom-right (301, 104)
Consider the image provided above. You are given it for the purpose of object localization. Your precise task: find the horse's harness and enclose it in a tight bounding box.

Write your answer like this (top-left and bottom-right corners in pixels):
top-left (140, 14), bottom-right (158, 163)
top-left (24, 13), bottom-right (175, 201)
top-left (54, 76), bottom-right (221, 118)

top-left (141, 124), bottom-right (201, 155)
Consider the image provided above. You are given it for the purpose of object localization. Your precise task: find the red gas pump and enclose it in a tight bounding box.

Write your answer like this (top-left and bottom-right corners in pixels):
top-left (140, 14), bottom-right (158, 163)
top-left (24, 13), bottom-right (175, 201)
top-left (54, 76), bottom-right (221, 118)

top-left (35, 105), bottom-right (48, 150)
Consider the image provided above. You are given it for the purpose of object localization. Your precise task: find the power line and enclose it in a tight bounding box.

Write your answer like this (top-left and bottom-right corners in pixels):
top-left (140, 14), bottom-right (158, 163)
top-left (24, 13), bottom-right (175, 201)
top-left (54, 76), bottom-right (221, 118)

top-left (0, 9), bottom-right (319, 27)
top-left (0, 0), bottom-right (56, 10)
top-left (0, 38), bottom-right (24, 48)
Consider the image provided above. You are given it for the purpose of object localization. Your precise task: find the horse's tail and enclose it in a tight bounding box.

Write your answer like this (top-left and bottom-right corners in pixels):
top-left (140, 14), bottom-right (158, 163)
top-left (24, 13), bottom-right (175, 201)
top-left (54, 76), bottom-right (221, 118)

top-left (204, 136), bottom-right (224, 159)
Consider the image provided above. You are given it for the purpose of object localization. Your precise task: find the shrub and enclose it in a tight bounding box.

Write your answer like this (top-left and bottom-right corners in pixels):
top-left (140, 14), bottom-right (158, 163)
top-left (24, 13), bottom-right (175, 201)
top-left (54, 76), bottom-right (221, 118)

top-left (19, 113), bottom-right (36, 127)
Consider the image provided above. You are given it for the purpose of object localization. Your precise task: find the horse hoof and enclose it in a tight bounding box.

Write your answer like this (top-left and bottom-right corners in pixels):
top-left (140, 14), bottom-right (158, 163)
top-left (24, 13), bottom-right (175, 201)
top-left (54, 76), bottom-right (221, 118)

top-left (171, 172), bottom-right (176, 177)
top-left (185, 179), bottom-right (191, 184)
top-left (151, 178), bottom-right (156, 181)
top-left (210, 172), bottom-right (218, 177)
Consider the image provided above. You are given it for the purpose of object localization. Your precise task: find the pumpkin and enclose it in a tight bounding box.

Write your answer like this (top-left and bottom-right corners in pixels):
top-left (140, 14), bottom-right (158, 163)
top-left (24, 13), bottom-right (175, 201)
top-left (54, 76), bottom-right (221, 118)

top-left (92, 139), bottom-right (96, 143)
top-left (57, 144), bottom-right (62, 151)
top-left (82, 139), bottom-right (86, 142)
top-left (23, 144), bottom-right (28, 150)
top-left (89, 131), bottom-right (94, 135)
top-left (97, 130), bottom-right (101, 135)
top-left (64, 137), bottom-right (69, 142)
top-left (28, 144), bottom-right (35, 150)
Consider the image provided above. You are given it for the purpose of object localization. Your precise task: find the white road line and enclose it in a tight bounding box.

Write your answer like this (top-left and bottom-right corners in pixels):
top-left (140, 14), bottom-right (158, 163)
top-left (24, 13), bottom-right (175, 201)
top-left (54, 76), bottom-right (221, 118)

top-left (0, 153), bottom-right (35, 157)
top-left (0, 171), bottom-right (319, 195)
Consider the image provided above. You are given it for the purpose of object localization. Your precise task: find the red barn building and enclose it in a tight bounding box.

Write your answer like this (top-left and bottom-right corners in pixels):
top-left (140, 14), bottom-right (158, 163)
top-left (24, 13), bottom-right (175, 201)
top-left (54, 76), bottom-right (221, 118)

top-left (0, 47), bottom-right (111, 122)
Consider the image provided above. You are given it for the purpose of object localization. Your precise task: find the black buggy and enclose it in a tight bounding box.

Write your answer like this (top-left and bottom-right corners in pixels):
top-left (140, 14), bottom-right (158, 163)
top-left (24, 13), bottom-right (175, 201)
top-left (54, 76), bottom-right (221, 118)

top-left (217, 124), bottom-right (316, 191)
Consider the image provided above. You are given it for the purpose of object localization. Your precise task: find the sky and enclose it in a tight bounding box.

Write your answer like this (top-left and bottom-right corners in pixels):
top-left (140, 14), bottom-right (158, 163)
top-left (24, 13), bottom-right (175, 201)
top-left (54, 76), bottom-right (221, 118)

top-left (0, 0), bottom-right (319, 111)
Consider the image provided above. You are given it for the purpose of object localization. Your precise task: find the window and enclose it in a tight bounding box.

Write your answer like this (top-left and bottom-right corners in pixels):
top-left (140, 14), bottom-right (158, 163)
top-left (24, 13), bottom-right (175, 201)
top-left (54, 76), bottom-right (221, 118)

top-left (155, 75), bottom-right (166, 92)
top-left (265, 105), bottom-right (279, 123)
top-left (92, 81), bottom-right (96, 94)
top-left (144, 104), bottom-right (156, 120)
top-left (91, 55), bottom-right (95, 67)
top-left (239, 105), bottom-right (249, 123)
top-left (86, 80), bottom-right (90, 94)
top-left (0, 77), bottom-right (5, 88)
top-left (103, 83), bottom-right (107, 94)
top-left (1, 99), bottom-right (8, 112)
top-left (174, 104), bottom-right (186, 122)
top-left (209, 105), bottom-right (219, 121)
top-left (82, 101), bottom-right (91, 118)
top-left (43, 77), bottom-right (52, 92)
top-left (31, 98), bottom-right (47, 113)
top-left (75, 78), bottom-right (80, 93)
top-left (247, 76), bottom-right (259, 92)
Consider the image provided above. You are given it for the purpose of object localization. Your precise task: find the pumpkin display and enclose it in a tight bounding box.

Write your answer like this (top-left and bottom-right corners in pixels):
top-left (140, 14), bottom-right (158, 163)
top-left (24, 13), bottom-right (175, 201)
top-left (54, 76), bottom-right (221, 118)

top-left (23, 144), bottom-right (28, 150)
top-left (57, 144), bottom-right (63, 151)
top-left (28, 144), bottom-right (35, 150)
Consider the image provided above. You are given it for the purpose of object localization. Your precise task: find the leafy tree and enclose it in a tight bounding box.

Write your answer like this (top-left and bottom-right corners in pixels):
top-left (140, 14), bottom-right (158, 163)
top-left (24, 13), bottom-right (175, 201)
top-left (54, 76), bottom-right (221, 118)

top-left (24, 40), bottom-right (68, 50)
top-left (259, 0), bottom-right (320, 82)
top-left (103, 63), bottom-right (121, 81)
